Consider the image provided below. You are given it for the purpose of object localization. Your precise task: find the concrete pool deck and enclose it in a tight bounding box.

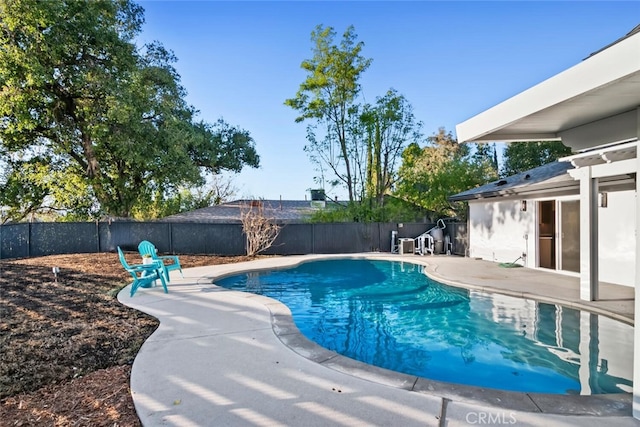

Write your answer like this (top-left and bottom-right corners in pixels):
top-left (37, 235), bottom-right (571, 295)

top-left (118, 254), bottom-right (637, 426)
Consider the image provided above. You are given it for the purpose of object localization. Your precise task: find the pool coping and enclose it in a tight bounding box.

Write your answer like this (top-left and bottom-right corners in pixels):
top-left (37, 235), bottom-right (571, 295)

top-left (207, 253), bottom-right (633, 417)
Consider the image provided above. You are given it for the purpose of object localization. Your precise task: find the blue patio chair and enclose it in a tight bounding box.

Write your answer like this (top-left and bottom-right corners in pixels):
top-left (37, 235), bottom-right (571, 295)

top-left (137, 240), bottom-right (183, 283)
top-left (117, 247), bottom-right (168, 297)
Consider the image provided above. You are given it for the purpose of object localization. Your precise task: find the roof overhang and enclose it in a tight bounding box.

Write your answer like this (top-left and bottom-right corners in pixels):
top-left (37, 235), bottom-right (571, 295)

top-left (455, 29), bottom-right (640, 150)
top-left (448, 179), bottom-right (579, 202)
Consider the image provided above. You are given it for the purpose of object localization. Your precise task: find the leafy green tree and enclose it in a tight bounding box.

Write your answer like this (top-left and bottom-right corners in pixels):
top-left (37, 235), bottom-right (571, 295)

top-left (308, 196), bottom-right (429, 223)
top-left (285, 25), bottom-right (372, 202)
top-left (471, 142), bottom-right (500, 186)
top-left (395, 128), bottom-right (496, 219)
top-left (358, 89), bottom-right (422, 207)
top-left (501, 141), bottom-right (572, 177)
top-left (286, 26), bottom-right (422, 221)
top-left (0, 0), bottom-right (259, 221)
top-left (472, 143), bottom-right (499, 175)
top-left (0, 158), bottom-right (50, 223)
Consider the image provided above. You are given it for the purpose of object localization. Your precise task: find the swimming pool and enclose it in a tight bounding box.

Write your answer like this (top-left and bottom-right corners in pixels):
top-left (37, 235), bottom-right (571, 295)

top-left (215, 259), bottom-right (633, 395)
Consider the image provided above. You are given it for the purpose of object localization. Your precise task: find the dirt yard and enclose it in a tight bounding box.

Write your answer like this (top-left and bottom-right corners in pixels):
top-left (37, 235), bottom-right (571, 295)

top-left (0, 252), bottom-right (257, 426)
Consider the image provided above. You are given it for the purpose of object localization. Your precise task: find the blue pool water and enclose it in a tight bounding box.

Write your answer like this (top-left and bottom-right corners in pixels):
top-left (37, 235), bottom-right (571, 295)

top-left (215, 259), bottom-right (633, 395)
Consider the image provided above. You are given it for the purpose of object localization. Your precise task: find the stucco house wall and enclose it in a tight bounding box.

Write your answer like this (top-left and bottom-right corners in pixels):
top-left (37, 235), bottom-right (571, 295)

top-left (468, 199), bottom-right (534, 267)
top-left (598, 190), bottom-right (636, 287)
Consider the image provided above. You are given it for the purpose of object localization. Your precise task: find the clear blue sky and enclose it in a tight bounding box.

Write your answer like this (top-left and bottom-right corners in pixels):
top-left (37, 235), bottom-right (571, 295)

top-left (137, 1), bottom-right (638, 201)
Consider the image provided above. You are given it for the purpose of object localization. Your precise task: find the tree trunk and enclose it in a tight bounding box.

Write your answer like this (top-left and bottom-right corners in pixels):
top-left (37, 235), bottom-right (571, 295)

top-left (339, 124), bottom-right (354, 202)
top-left (374, 119), bottom-right (382, 207)
top-left (366, 127), bottom-right (374, 200)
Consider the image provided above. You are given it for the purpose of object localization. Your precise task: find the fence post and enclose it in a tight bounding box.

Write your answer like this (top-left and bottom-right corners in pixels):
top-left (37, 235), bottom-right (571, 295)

top-left (169, 222), bottom-right (173, 254)
top-left (27, 222), bottom-right (31, 257)
top-left (96, 220), bottom-right (100, 254)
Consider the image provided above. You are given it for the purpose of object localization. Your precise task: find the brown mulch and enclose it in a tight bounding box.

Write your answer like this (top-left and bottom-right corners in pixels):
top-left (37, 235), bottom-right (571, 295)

top-left (0, 252), bottom-right (258, 426)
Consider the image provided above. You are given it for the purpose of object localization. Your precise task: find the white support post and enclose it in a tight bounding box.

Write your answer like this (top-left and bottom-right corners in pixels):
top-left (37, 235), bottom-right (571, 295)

top-left (577, 167), bottom-right (599, 301)
top-left (632, 108), bottom-right (640, 420)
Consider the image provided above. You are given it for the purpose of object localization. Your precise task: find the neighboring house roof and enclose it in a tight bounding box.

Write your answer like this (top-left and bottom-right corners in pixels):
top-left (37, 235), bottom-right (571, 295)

top-left (160, 199), bottom-right (339, 223)
top-left (448, 162), bottom-right (575, 202)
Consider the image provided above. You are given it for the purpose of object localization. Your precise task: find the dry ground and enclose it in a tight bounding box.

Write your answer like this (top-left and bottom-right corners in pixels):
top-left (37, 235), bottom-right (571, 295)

top-left (0, 252), bottom-right (257, 426)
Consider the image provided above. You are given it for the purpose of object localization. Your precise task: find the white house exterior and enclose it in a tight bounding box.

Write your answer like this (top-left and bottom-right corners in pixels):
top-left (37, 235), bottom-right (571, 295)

top-left (454, 25), bottom-right (640, 418)
top-left (451, 162), bottom-right (636, 287)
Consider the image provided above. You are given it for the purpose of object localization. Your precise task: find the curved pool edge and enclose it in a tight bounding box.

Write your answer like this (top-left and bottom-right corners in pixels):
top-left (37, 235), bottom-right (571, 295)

top-left (206, 253), bottom-right (633, 417)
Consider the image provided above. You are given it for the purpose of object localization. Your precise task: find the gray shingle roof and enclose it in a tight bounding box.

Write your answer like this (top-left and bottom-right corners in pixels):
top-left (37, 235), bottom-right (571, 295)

top-left (448, 162), bottom-right (575, 202)
top-left (160, 199), bottom-right (340, 223)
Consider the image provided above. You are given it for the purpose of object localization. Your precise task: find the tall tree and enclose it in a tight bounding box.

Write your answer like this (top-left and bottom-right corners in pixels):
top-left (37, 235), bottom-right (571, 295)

top-left (358, 89), bottom-right (422, 206)
top-left (285, 25), bottom-right (372, 202)
top-left (395, 128), bottom-right (496, 219)
top-left (0, 0), bottom-right (259, 220)
top-left (1, 0), bottom-right (141, 219)
top-left (472, 143), bottom-right (499, 181)
top-left (501, 141), bottom-right (572, 177)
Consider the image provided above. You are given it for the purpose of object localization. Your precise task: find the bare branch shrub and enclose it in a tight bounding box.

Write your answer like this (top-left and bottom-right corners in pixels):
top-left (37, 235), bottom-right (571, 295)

top-left (240, 201), bottom-right (281, 257)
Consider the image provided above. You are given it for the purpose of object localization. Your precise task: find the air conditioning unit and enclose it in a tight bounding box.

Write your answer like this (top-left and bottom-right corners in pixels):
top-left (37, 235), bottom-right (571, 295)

top-left (399, 238), bottom-right (414, 255)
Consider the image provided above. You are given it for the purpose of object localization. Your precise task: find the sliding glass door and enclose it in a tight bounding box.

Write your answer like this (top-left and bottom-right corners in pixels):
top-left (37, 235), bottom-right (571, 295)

top-left (559, 200), bottom-right (580, 273)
